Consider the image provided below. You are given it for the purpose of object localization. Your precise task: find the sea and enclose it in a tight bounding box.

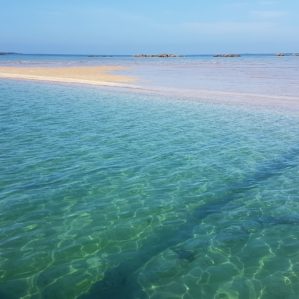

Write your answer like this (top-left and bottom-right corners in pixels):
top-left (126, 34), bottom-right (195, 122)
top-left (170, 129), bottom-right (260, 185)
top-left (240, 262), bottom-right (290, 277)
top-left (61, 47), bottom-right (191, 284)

top-left (1, 54), bottom-right (299, 299)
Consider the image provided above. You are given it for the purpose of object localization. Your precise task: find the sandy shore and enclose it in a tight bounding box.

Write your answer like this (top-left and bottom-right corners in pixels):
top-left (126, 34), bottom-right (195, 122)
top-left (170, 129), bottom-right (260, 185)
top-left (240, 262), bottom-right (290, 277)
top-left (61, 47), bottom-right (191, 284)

top-left (0, 66), bottom-right (137, 88)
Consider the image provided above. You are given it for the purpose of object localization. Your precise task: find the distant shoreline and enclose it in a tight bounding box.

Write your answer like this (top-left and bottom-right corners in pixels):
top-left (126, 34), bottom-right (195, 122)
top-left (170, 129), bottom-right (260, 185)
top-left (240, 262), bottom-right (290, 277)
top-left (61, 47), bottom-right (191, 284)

top-left (1, 52), bottom-right (299, 57)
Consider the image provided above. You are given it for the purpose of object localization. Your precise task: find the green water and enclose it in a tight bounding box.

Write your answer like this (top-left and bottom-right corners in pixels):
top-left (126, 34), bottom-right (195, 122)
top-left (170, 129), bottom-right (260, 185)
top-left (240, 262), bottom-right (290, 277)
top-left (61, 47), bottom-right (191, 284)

top-left (1, 80), bottom-right (299, 299)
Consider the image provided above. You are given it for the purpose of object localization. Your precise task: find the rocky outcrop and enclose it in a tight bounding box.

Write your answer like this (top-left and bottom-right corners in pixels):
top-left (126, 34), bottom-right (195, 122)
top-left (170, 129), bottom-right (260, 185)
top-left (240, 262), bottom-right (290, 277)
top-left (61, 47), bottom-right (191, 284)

top-left (276, 53), bottom-right (297, 57)
top-left (213, 54), bottom-right (241, 58)
top-left (134, 54), bottom-right (177, 58)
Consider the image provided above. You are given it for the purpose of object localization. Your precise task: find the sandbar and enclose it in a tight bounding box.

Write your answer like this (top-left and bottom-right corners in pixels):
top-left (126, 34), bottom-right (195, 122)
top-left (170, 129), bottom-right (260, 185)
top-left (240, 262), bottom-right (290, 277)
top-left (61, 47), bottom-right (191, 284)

top-left (0, 66), bottom-right (137, 88)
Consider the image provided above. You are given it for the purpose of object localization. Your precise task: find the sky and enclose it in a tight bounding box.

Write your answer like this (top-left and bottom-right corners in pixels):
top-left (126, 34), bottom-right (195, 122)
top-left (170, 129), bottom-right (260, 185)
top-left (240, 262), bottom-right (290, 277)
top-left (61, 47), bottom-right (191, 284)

top-left (1, 0), bottom-right (298, 54)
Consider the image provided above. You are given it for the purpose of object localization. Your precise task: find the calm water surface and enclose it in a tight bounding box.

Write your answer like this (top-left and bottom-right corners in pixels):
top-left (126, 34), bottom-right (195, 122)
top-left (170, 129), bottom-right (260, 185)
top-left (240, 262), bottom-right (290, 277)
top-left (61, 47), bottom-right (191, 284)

top-left (1, 79), bottom-right (299, 299)
top-left (1, 54), bottom-right (299, 98)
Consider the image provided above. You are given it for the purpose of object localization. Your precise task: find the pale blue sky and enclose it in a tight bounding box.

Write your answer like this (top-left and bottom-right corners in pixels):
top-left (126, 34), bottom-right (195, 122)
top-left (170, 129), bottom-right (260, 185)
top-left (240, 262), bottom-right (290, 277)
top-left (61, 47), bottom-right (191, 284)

top-left (1, 0), bottom-right (298, 54)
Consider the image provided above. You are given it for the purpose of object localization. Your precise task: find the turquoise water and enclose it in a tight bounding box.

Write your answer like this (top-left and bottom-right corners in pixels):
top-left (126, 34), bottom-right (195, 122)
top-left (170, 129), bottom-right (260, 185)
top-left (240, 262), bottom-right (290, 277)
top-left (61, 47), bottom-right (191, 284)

top-left (1, 80), bottom-right (299, 299)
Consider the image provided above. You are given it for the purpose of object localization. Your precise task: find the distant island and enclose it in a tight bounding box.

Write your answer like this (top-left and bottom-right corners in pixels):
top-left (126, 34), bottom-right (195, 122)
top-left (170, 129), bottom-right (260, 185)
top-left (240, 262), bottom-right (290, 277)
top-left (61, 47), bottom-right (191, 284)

top-left (213, 54), bottom-right (241, 57)
top-left (276, 53), bottom-right (299, 56)
top-left (87, 55), bottom-right (114, 57)
top-left (134, 54), bottom-right (178, 58)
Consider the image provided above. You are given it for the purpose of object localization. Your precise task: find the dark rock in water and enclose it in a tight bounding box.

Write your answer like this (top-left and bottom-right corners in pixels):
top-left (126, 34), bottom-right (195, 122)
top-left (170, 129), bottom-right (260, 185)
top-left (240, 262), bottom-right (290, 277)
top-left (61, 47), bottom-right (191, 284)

top-left (213, 54), bottom-right (241, 58)
top-left (173, 248), bottom-right (196, 262)
top-left (276, 53), bottom-right (286, 56)
top-left (134, 53), bottom-right (177, 58)
top-left (79, 145), bottom-right (299, 299)
top-left (277, 53), bottom-right (294, 57)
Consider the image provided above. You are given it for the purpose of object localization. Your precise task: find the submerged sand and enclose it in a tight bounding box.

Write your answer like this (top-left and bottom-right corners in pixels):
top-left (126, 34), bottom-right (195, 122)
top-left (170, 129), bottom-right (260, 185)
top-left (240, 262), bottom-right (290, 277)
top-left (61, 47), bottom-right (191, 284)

top-left (1, 64), bottom-right (299, 113)
top-left (0, 66), bottom-right (136, 88)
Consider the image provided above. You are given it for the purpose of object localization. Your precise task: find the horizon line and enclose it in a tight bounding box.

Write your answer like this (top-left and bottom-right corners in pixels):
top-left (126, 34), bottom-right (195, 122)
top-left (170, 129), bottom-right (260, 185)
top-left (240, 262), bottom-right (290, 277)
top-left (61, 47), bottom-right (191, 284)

top-left (1, 52), bottom-right (299, 56)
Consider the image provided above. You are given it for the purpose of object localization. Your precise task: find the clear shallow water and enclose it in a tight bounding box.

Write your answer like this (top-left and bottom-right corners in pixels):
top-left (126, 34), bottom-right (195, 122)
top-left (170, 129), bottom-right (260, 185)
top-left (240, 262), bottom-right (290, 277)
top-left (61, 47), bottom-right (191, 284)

top-left (1, 80), bottom-right (299, 299)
